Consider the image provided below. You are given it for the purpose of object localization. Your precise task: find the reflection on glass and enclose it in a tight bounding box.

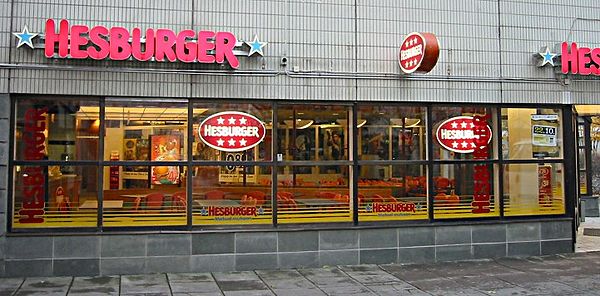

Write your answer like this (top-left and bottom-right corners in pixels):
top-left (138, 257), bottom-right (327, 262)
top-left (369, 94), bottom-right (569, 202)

top-left (104, 100), bottom-right (188, 161)
top-left (277, 166), bottom-right (351, 223)
top-left (433, 163), bottom-right (499, 219)
top-left (358, 165), bottom-right (428, 221)
top-left (12, 165), bottom-right (98, 228)
top-left (358, 105), bottom-right (426, 161)
top-left (501, 108), bottom-right (562, 160)
top-left (192, 166), bottom-right (272, 225)
top-left (503, 163), bottom-right (565, 216)
top-left (15, 98), bottom-right (100, 161)
top-left (102, 166), bottom-right (187, 227)
top-left (193, 103), bottom-right (272, 162)
top-left (277, 105), bottom-right (350, 161)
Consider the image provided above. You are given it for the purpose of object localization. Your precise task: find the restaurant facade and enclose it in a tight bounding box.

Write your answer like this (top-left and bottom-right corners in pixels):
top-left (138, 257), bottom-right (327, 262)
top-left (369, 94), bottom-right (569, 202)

top-left (0, 0), bottom-right (597, 276)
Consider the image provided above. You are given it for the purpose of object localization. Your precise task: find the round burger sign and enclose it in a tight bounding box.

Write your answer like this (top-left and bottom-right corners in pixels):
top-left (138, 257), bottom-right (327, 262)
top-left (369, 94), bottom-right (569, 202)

top-left (198, 111), bottom-right (266, 152)
top-left (436, 116), bottom-right (492, 154)
top-left (399, 32), bottom-right (440, 74)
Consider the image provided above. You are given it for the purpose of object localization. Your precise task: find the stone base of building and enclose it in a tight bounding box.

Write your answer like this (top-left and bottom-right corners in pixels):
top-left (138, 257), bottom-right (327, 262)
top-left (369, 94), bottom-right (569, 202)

top-left (582, 196), bottom-right (600, 217)
top-left (0, 220), bottom-right (573, 277)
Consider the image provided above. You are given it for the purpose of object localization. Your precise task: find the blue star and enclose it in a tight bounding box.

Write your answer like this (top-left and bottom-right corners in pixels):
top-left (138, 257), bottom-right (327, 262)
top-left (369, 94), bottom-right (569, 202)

top-left (539, 47), bottom-right (557, 67)
top-left (257, 207), bottom-right (264, 215)
top-left (13, 26), bottom-right (38, 49)
top-left (200, 207), bottom-right (208, 216)
top-left (365, 204), bottom-right (373, 212)
top-left (246, 35), bottom-right (267, 57)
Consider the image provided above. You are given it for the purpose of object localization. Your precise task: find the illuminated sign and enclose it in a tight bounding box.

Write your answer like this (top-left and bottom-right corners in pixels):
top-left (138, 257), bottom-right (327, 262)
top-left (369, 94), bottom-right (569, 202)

top-left (198, 111), bottom-right (266, 152)
top-left (536, 42), bottom-right (600, 76)
top-left (435, 116), bottom-right (492, 154)
top-left (398, 32), bottom-right (440, 74)
top-left (13, 19), bottom-right (269, 69)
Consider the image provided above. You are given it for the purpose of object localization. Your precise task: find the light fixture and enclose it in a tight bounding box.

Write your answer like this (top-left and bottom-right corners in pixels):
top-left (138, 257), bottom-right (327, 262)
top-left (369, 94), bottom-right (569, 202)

top-left (283, 119), bottom-right (313, 129)
top-left (336, 119), bottom-right (367, 128)
top-left (390, 118), bottom-right (421, 128)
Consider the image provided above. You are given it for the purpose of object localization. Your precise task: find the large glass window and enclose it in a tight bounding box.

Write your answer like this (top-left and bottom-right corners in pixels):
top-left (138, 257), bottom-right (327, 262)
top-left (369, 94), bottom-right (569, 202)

top-left (276, 104), bottom-right (352, 224)
top-left (501, 108), bottom-right (565, 216)
top-left (503, 163), bottom-right (565, 216)
top-left (101, 99), bottom-right (188, 227)
top-left (12, 98), bottom-right (100, 229)
top-left (431, 106), bottom-right (499, 219)
top-left (10, 99), bottom-right (570, 231)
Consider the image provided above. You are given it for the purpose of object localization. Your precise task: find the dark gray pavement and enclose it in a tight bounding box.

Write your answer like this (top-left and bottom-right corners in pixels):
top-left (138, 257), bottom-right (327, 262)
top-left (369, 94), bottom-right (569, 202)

top-left (2, 251), bottom-right (600, 296)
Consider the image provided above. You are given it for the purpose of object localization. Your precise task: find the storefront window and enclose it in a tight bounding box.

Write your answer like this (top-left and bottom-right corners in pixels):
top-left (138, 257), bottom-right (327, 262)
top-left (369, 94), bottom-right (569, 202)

top-left (503, 163), bottom-right (565, 216)
top-left (101, 99), bottom-right (188, 227)
top-left (358, 105), bottom-right (426, 161)
top-left (192, 102), bottom-right (272, 162)
top-left (277, 165), bottom-right (351, 223)
top-left (358, 164), bottom-right (428, 221)
top-left (101, 165), bottom-right (187, 227)
top-left (15, 98), bottom-right (100, 161)
top-left (13, 165), bottom-right (98, 228)
top-left (105, 100), bottom-right (188, 162)
top-left (191, 165), bottom-right (272, 225)
top-left (433, 163), bottom-right (499, 218)
top-left (501, 108), bottom-right (563, 160)
top-left (9, 99), bottom-right (570, 231)
top-left (277, 104), bottom-right (350, 162)
top-left (432, 107), bottom-right (496, 161)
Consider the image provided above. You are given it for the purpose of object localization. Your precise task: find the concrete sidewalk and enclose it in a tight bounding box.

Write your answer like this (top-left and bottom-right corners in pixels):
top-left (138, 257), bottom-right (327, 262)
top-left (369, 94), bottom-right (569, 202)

top-left (1, 251), bottom-right (600, 296)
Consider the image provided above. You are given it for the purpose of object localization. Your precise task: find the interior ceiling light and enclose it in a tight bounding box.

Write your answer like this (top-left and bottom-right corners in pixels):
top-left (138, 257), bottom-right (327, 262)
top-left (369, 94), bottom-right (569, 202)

top-left (283, 119), bottom-right (313, 129)
top-left (336, 119), bottom-right (367, 127)
top-left (390, 118), bottom-right (421, 128)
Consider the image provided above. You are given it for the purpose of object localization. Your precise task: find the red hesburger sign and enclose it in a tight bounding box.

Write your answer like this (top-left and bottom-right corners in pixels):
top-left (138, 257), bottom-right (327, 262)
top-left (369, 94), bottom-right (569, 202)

top-left (198, 111), bottom-right (266, 152)
top-left (436, 116), bottom-right (492, 154)
top-left (399, 32), bottom-right (440, 74)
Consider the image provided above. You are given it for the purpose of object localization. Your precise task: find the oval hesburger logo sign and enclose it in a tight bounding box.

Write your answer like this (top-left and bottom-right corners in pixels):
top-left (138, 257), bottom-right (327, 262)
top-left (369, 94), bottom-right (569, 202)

top-left (436, 116), bottom-right (492, 154)
top-left (198, 111), bottom-right (266, 152)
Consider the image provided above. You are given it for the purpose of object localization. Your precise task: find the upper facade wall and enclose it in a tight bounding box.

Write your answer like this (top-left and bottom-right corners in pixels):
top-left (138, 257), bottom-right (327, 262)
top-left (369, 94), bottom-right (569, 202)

top-left (0, 0), bottom-right (598, 104)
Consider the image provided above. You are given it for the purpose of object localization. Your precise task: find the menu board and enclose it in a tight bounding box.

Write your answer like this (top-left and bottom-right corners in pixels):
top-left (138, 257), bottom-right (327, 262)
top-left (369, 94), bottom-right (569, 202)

top-left (150, 135), bottom-right (180, 185)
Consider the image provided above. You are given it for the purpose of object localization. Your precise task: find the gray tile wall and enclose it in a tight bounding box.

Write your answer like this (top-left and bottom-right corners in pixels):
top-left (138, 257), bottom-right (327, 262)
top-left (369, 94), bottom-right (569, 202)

top-left (1, 220), bottom-right (573, 277)
top-left (0, 0), bottom-right (598, 104)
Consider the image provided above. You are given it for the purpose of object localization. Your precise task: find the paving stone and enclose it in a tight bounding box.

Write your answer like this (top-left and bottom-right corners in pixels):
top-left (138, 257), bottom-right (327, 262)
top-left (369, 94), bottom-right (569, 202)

top-left (213, 271), bottom-right (260, 282)
top-left (318, 284), bottom-right (377, 296)
top-left (365, 284), bottom-right (430, 296)
top-left (167, 272), bottom-right (215, 282)
top-left (216, 280), bottom-right (268, 292)
top-left (260, 277), bottom-right (316, 290)
top-left (120, 274), bottom-right (170, 294)
top-left (169, 281), bottom-right (221, 294)
top-left (68, 276), bottom-right (119, 295)
top-left (0, 277), bottom-right (25, 295)
top-left (222, 290), bottom-right (274, 296)
top-left (270, 288), bottom-right (327, 296)
top-left (16, 277), bottom-right (72, 295)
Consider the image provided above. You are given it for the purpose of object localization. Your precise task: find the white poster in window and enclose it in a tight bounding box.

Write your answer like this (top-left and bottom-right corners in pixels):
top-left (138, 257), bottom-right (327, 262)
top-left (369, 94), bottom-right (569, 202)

top-left (531, 114), bottom-right (559, 158)
top-left (532, 125), bottom-right (557, 146)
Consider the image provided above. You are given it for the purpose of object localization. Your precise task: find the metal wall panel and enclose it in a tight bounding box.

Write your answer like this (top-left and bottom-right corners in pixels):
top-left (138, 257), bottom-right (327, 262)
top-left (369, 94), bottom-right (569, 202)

top-left (2, 0), bottom-right (600, 104)
top-left (9, 0), bottom-right (193, 96)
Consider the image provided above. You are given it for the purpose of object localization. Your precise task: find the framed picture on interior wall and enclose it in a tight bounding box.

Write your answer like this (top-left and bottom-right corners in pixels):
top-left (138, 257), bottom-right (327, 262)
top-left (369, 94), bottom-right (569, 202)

top-left (150, 135), bottom-right (180, 185)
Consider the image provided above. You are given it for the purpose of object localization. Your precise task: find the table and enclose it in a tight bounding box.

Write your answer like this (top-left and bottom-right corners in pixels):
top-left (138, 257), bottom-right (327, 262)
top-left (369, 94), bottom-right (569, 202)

top-left (295, 198), bottom-right (347, 207)
top-left (194, 200), bottom-right (240, 207)
top-left (79, 200), bottom-right (124, 209)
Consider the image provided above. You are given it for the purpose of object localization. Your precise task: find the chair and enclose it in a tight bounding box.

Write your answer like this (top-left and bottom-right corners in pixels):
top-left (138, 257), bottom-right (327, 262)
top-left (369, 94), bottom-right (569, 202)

top-left (170, 191), bottom-right (187, 212)
top-left (205, 190), bottom-right (225, 200)
top-left (317, 192), bottom-right (339, 200)
top-left (132, 196), bottom-right (142, 211)
top-left (145, 193), bottom-right (165, 211)
top-left (246, 191), bottom-right (267, 206)
top-left (55, 186), bottom-right (71, 213)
